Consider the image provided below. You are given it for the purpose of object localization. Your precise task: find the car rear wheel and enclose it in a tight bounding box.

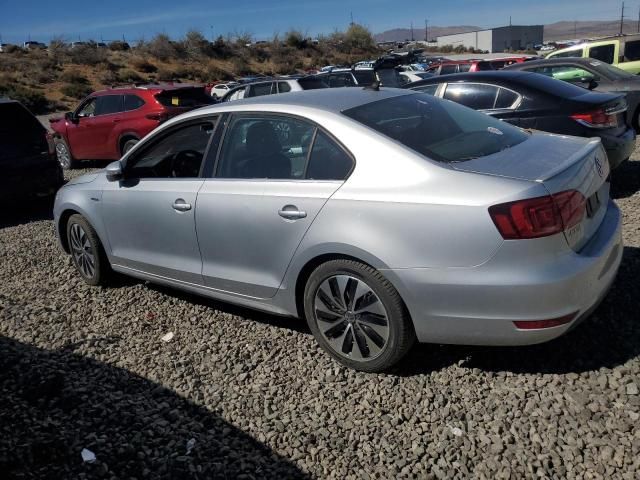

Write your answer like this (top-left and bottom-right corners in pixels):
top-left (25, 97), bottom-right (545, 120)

top-left (54, 137), bottom-right (75, 169)
top-left (303, 259), bottom-right (415, 372)
top-left (66, 214), bottom-right (110, 286)
top-left (122, 139), bottom-right (138, 155)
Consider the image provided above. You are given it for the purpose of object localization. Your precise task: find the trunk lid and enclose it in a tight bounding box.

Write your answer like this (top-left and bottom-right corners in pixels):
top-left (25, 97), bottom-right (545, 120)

top-left (453, 132), bottom-right (610, 252)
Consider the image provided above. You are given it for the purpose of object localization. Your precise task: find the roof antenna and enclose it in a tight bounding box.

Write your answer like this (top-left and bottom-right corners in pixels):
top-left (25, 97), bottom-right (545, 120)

top-left (364, 80), bottom-right (381, 91)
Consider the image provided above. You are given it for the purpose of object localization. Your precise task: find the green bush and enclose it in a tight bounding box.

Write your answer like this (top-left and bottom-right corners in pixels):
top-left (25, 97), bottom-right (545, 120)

top-left (60, 82), bottom-right (93, 99)
top-left (0, 82), bottom-right (51, 113)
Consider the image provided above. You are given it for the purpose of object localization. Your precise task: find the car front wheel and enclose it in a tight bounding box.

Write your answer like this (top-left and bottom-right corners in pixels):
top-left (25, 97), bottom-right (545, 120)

top-left (303, 259), bottom-right (416, 372)
top-left (66, 214), bottom-right (110, 286)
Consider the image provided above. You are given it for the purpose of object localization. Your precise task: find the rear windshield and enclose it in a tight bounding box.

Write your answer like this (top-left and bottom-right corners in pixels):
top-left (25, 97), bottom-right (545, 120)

top-left (343, 93), bottom-right (528, 163)
top-left (352, 70), bottom-right (376, 85)
top-left (0, 102), bottom-right (44, 138)
top-left (155, 88), bottom-right (214, 108)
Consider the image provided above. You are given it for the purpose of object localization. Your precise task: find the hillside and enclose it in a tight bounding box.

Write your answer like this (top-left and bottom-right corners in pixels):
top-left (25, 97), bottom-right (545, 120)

top-left (0, 26), bottom-right (380, 114)
top-left (375, 20), bottom-right (640, 43)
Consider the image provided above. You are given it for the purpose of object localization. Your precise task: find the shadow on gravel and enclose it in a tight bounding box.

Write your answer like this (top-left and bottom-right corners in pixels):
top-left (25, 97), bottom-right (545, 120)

top-left (147, 283), bottom-right (312, 335)
top-left (397, 246), bottom-right (640, 376)
top-left (0, 336), bottom-right (309, 479)
top-left (0, 196), bottom-right (55, 229)
top-left (611, 159), bottom-right (640, 199)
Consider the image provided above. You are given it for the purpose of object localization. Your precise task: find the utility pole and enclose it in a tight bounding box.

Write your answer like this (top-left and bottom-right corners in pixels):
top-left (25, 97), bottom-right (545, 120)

top-left (637, 6), bottom-right (639, 33)
top-left (210, 25), bottom-right (214, 41)
top-left (574, 20), bottom-right (577, 38)
top-left (425, 19), bottom-right (428, 42)
top-left (410, 22), bottom-right (414, 41)
top-left (350, 12), bottom-right (354, 26)
top-left (620, 1), bottom-right (625, 35)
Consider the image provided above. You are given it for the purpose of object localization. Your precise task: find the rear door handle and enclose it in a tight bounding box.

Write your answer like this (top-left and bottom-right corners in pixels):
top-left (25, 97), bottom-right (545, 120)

top-left (172, 199), bottom-right (192, 212)
top-left (278, 205), bottom-right (307, 220)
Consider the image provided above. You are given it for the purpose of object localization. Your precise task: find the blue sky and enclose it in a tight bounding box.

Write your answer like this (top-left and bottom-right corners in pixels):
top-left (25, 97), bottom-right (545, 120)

top-left (0, 0), bottom-right (628, 44)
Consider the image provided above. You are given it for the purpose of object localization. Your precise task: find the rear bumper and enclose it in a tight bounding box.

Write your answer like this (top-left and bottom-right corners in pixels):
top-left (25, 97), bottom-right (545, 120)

top-left (385, 200), bottom-right (623, 346)
top-left (599, 127), bottom-right (635, 169)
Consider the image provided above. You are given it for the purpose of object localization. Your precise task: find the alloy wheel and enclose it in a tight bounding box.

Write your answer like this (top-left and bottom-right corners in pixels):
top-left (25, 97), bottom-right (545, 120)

top-left (314, 275), bottom-right (390, 361)
top-left (56, 142), bottom-right (71, 169)
top-left (69, 223), bottom-right (95, 279)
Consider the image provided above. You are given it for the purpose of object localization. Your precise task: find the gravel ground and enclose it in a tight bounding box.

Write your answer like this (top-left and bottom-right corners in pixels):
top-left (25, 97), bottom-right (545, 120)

top-left (1, 149), bottom-right (640, 479)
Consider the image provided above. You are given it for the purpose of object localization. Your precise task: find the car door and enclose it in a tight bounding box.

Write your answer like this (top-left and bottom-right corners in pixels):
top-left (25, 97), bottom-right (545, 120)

top-left (89, 94), bottom-right (125, 159)
top-left (196, 113), bottom-right (353, 298)
top-left (102, 117), bottom-right (218, 284)
top-left (66, 97), bottom-right (98, 159)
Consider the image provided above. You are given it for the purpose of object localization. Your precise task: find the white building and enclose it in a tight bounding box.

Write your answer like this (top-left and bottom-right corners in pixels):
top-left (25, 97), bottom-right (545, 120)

top-left (437, 25), bottom-right (543, 53)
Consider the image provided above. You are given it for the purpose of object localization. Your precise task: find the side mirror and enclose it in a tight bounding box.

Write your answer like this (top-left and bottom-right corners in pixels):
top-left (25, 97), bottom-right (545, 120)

top-left (105, 161), bottom-right (123, 182)
top-left (65, 111), bottom-right (78, 124)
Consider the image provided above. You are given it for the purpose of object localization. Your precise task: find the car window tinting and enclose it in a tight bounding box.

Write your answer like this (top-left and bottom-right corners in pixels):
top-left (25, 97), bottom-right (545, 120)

top-left (126, 121), bottom-right (214, 178)
top-left (298, 77), bottom-right (329, 90)
top-left (77, 98), bottom-right (97, 117)
top-left (343, 93), bottom-right (528, 163)
top-left (247, 82), bottom-right (274, 97)
top-left (278, 82), bottom-right (292, 93)
top-left (155, 88), bottom-right (213, 107)
top-left (458, 64), bottom-right (472, 72)
top-left (444, 84), bottom-right (499, 110)
top-left (625, 40), bottom-right (640, 61)
top-left (124, 94), bottom-right (145, 111)
top-left (216, 116), bottom-right (316, 179)
top-left (588, 44), bottom-right (615, 64)
top-left (306, 132), bottom-right (353, 180)
top-left (495, 88), bottom-right (519, 109)
top-left (95, 95), bottom-right (122, 116)
top-left (440, 65), bottom-right (457, 75)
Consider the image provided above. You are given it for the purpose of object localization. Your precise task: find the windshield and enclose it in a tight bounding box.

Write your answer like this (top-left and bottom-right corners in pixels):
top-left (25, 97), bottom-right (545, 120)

top-left (343, 93), bottom-right (528, 163)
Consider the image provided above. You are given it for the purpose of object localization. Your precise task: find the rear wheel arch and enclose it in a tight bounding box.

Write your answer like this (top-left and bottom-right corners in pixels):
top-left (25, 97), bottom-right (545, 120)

top-left (119, 134), bottom-right (140, 156)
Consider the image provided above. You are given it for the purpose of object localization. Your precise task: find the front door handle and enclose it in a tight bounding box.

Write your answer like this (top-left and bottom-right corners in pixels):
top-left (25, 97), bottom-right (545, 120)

top-left (172, 199), bottom-right (192, 212)
top-left (278, 205), bottom-right (307, 220)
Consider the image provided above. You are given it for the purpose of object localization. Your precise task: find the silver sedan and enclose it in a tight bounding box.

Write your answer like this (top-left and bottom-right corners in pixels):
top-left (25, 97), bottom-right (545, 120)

top-left (54, 88), bottom-right (623, 372)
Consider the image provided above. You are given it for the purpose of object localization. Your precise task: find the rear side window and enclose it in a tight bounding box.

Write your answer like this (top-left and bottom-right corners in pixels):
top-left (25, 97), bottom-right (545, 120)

top-left (444, 83), bottom-right (500, 110)
top-left (625, 40), bottom-right (640, 61)
top-left (352, 70), bottom-right (376, 85)
top-left (458, 64), bottom-right (472, 72)
top-left (440, 65), bottom-right (457, 75)
top-left (551, 48), bottom-right (584, 58)
top-left (95, 95), bottom-right (122, 115)
top-left (306, 131), bottom-right (353, 180)
top-left (343, 93), bottom-right (528, 163)
top-left (247, 82), bottom-right (274, 97)
top-left (589, 44), bottom-right (615, 64)
top-left (156, 88), bottom-right (213, 107)
top-left (278, 82), bottom-right (292, 93)
top-left (124, 94), bottom-right (145, 111)
top-left (329, 73), bottom-right (355, 87)
top-left (298, 77), bottom-right (329, 90)
top-left (476, 62), bottom-right (494, 71)
top-left (495, 88), bottom-right (519, 108)
top-left (412, 84), bottom-right (439, 95)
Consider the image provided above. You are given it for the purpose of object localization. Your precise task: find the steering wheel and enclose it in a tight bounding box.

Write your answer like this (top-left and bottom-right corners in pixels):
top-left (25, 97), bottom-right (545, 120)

top-left (171, 150), bottom-right (201, 178)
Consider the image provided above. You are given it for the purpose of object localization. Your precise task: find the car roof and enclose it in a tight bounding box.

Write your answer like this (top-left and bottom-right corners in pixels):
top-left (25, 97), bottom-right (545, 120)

top-left (504, 57), bottom-right (601, 69)
top-left (206, 87), bottom-right (413, 114)
top-left (91, 83), bottom-right (202, 96)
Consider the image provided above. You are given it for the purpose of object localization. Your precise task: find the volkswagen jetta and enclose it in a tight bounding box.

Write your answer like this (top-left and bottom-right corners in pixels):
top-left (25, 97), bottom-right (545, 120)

top-left (53, 88), bottom-right (623, 372)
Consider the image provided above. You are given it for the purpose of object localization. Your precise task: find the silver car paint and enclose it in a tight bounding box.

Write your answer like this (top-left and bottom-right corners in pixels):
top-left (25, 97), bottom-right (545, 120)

top-left (54, 88), bottom-right (623, 346)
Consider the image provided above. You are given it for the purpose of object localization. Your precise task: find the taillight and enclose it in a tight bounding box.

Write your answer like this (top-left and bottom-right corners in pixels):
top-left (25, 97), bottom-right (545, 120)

top-left (513, 312), bottom-right (577, 330)
top-left (570, 108), bottom-right (618, 129)
top-left (489, 190), bottom-right (586, 240)
top-left (145, 112), bottom-right (169, 123)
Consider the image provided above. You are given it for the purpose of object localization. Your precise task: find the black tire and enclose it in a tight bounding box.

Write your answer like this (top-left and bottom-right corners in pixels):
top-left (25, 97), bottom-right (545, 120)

top-left (303, 259), bottom-right (416, 372)
top-left (54, 137), bottom-right (76, 170)
top-left (66, 214), bottom-right (111, 286)
top-left (122, 139), bottom-right (138, 155)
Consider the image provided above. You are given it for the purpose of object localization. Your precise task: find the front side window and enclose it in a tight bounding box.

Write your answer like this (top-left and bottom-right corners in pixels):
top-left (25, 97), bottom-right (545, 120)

top-left (95, 95), bottom-right (123, 116)
top-left (126, 121), bottom-right (215, 178)
top-left (343, 93), bottom-right (528, 163)
top-left (77, 98), bottom-right (97, 117)
top-left (443, 83), bottom-right (500, 110)
top-left (588, 44), bottom-right (615, 64)
top-left (216, 116), bottom-right (316, 179)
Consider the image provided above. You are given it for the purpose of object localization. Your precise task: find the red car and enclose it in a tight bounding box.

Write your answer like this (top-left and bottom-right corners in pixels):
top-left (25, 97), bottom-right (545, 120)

top-left (50, 84), bottom-right (213, 169)
top-left (426, 57), bottom-right (538, 75)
